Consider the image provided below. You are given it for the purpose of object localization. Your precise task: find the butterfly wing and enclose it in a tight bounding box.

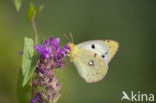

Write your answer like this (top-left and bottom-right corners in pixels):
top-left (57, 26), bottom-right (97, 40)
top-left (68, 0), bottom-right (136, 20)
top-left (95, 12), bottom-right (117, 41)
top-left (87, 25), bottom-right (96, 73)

top-left (71, 48), bottom-right (108, 83)
top-left (77, 40), bottom-right (119, 64)
top-left (103, 40), bottom-right (119, 63)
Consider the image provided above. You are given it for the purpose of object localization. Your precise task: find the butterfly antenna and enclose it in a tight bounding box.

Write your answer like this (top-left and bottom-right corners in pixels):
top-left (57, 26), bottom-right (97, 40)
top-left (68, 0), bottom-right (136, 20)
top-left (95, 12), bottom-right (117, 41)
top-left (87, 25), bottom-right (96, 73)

top-left (63, 33), bottom-right (71, 42)
top-left (70, 32), bottom-right (73, 43)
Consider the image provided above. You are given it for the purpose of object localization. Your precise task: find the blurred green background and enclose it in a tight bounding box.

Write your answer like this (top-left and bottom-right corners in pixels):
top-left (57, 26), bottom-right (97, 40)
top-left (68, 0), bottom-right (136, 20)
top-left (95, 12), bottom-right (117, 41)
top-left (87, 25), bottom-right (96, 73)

top-left (0, 0), bottom-right (156, 103)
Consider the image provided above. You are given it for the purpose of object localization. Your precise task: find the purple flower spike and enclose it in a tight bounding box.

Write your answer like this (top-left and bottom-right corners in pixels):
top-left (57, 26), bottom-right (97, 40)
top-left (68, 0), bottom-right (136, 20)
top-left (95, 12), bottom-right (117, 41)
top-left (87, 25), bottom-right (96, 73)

top-left (32, 36), bottom-right (70, 103)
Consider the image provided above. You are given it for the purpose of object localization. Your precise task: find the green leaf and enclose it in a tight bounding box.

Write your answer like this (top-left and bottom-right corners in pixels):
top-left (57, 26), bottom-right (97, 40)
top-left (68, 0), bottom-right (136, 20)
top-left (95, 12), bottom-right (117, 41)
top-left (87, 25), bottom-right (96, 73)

top-left (22, 37), bottom-right (34, 77)
top-left (22, 37), bottom-right (40, 86)
top-left (15, 0), bottom-right (22, 11)
top-left (27, 2), bottom-right (36, 22)
top-left (23, 51), bottom-right (40, 86)
top-left (36, 5), bottom-right (44, 16)
top-left (17, 69), bottom-right (31, 103)
top-left (27, 2), bottom-right (44, 22)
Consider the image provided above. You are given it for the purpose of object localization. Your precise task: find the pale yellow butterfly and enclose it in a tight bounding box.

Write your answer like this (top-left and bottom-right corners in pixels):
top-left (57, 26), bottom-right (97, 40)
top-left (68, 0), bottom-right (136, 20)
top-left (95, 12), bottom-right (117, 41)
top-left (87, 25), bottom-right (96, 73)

top-left (65, 34), bottom-right (119, 83)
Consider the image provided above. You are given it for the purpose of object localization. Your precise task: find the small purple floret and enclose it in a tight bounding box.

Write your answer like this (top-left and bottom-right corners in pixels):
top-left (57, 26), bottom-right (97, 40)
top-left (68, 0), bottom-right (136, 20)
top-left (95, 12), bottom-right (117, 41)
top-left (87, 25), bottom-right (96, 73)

top-left (18, 51), bottom-right (24, 54)
top-left (30, 93), bottom-right (43, 103)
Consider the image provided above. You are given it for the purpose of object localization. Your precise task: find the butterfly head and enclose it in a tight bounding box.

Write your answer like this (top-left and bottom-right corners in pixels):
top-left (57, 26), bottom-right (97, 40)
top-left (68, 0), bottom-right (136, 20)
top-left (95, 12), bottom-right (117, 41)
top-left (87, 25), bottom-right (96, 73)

top-left (69, 42), bottom-right (75, 47)
top-left (64, 33), bottom-right (79, 59)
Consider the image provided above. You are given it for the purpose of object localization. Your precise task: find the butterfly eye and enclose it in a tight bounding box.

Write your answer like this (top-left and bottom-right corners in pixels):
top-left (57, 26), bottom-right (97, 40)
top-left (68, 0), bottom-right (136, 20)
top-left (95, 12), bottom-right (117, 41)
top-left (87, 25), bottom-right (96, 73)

top-left (91, 44), bottom-right (95, 49)
top-left (101, 55), bottom-right (105, 58)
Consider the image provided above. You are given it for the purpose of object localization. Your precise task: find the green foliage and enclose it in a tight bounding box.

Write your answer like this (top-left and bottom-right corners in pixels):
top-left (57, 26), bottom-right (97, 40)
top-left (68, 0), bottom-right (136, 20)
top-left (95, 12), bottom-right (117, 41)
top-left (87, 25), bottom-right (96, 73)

top-left (27, 2), bottom-right (44, 22)
top-left (14, 0), bottom-right (22, 11)
top-left (27, 3), bottom-right (36, 22)
top-left (22, 37), bottom-right (40, 87)
top-left (17, 69), bottom-right (31, 103)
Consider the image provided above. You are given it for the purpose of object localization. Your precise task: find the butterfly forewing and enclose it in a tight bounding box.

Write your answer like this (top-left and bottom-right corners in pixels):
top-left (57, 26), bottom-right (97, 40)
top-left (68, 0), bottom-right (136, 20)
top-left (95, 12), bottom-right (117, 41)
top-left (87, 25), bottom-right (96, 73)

top-left (103, 40), bottom-right (119, 63)
top-left (77, 40), bottom-right (119, 64)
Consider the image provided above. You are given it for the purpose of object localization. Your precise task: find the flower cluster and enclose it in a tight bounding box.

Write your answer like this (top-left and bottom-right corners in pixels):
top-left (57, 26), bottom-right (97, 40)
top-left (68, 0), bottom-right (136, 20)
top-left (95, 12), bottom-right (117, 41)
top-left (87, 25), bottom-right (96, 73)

top-left (35, 36), bottom-right (70, 68)
top-left (31, 37), bottom-right (70, 103)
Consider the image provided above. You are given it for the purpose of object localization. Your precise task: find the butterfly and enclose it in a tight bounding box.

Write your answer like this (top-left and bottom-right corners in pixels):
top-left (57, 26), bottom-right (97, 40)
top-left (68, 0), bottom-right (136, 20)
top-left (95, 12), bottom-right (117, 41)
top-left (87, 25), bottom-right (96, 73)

top-left (65, 33), bottom-right (119, 83)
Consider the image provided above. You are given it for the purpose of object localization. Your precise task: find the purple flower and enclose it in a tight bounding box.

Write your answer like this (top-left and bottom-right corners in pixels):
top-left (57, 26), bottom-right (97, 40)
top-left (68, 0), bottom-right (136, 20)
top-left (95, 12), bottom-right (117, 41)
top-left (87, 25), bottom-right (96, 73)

top-left (35, 43), bottom-right (51, 59)
top-left (52, 38), bottom-right (60, 50)
top-left (18, 51), bottom-right (24, 54)
top-left (65, 43), bottom-right (70, 51)
top-left (30, 93), bottom-right (43, 103)
top-left (50, 37), bottom-right (53, 45)
top-left (35, 36), bottom-right (70, 68)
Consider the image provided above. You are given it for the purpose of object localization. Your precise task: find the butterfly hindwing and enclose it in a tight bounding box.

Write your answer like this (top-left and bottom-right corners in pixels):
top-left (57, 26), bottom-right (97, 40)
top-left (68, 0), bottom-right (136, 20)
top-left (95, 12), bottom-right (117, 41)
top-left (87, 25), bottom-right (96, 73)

top-left (72, 48), bottom-right (108, 83)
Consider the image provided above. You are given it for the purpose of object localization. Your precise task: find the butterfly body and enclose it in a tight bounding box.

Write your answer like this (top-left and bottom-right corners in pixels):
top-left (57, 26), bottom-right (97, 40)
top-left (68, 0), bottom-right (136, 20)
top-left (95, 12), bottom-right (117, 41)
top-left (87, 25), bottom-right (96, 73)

top-left (69, 40), bottom-right (119, 83)
top-left (68, 43), bottom-right (78, 59)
